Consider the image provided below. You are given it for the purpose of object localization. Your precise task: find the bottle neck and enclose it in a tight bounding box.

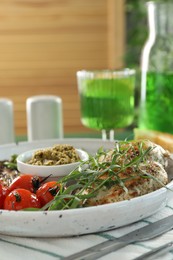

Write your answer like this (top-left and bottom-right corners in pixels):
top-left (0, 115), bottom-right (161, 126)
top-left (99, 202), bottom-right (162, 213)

top-left (147, 2), bottom-right (173, 37)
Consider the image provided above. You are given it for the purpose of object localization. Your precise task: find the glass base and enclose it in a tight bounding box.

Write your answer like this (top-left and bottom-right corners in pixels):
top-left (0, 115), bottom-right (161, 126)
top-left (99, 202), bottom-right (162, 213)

top-left (102, 129), bottom-right (114, 142)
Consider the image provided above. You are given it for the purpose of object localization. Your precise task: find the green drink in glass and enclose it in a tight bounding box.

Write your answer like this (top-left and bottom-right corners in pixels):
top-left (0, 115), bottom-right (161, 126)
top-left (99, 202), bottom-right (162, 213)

top-left (77, 69), bottom-right (136, 141)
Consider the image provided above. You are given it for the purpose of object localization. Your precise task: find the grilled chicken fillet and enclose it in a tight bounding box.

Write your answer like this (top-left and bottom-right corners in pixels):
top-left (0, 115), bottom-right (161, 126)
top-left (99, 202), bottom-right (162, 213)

top-left (83, 140), bottom-right (169, 206)
top-left (84, 161), bottom-right (168, 206)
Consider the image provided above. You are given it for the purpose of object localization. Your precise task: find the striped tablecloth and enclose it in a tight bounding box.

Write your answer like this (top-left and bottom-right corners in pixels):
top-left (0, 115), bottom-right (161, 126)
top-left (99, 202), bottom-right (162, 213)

top-left (1, 198), bottom-right (173, 260)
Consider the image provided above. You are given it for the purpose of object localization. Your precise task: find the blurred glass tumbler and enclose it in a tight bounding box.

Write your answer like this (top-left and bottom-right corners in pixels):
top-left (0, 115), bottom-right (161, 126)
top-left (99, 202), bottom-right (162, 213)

top-left (0, 98), bottom-right (15, 144)
top-left (26, 95), bottom-right (63, 141)
top-left (77, 69), bottom-right (136, 141)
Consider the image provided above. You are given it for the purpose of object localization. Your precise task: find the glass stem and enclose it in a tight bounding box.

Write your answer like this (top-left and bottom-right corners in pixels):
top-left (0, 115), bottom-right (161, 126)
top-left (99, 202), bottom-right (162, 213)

top-left (102, 129), bottom-right (114, 142)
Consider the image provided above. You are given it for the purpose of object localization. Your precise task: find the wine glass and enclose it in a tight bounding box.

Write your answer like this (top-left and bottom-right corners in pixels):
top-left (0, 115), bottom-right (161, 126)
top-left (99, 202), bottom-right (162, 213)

top-left (76, 69), bottom-right (136, 141)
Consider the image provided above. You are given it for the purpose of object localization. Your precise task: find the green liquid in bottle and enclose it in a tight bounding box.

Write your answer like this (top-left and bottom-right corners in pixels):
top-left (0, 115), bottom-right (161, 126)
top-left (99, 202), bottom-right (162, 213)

top-left (139, 72), bottom-right (173, 134)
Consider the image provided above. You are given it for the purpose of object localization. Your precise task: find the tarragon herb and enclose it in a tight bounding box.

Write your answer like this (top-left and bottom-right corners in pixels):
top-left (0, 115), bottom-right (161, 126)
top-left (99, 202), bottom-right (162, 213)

top-left (3, 154), bottom-right (18, 170)
top-left (41, 140), bottom-right (162, 211)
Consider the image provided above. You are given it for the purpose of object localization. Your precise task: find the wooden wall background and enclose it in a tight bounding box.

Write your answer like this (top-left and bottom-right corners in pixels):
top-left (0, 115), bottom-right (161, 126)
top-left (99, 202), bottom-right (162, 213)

top-left (0, 0), bottom-right (125, 137)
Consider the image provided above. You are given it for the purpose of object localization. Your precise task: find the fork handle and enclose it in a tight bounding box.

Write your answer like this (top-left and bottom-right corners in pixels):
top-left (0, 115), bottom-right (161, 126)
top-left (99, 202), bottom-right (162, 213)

top-left (63, 240), bottom-right (128, 260)
top-left (134, 241), bottom-right (173, 260)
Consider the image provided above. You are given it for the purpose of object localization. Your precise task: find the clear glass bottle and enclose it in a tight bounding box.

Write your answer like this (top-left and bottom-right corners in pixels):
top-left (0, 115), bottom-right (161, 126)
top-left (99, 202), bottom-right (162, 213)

top-left (139, 1), bottom-right (173, 134)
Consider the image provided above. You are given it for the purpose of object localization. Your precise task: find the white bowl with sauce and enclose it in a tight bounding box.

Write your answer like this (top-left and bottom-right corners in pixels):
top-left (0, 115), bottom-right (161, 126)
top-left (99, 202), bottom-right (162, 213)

top-left (17, 148), bottom-right (89, 178)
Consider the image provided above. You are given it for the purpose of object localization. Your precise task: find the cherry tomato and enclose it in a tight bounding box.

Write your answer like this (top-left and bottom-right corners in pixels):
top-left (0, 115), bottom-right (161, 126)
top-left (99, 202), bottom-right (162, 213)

top-left (36, 181), bottom-right (60, 206)
top-left (2, 186), bottom-right (10, 207)
top-left (0, 183), bottom-right (10, 209)
top-left (2, 186), bottom-right (10, 197)
top-left (0, 183), bottom-right (4, 209)
top-left (4, 188), bottom-right (41, 210)
top-left (9, 174), bottom-right (41, 193)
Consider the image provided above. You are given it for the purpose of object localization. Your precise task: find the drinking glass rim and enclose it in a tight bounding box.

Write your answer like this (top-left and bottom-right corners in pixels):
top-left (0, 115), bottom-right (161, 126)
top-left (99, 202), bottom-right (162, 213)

top-left (76, 69), bottom-right (136, 78)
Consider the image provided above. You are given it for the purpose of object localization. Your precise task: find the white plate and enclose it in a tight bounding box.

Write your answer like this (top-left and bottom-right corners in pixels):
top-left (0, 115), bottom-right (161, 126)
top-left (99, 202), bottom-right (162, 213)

top-left (0, 138), bottom-right (172, 237)
top-left (17, 148), bottom-right (88, 178)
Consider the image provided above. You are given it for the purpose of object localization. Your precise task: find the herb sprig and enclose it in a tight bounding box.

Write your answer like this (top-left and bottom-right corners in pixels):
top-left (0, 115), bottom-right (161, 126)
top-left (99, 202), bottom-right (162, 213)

top-left (3, 154), bottom-right (18, 170)
top-left (42, 140), bottom-right (160, 211)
